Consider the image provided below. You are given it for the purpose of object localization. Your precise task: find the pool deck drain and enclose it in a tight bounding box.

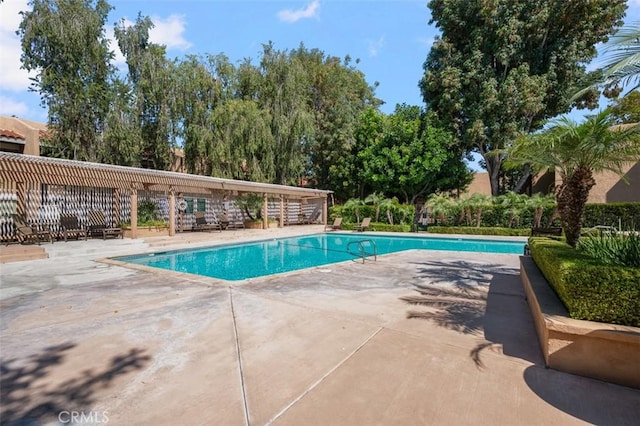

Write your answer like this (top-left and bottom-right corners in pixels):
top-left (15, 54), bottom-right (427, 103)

top-left (1, 226), bottom-right (638, 425)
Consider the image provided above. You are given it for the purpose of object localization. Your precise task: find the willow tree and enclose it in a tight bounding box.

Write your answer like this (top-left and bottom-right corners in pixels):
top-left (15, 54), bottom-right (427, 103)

top-left (176, 55), bottom-right (220, 175)
top-left (420, 0), bottom-right (627, 195)
top-left (210, 99), bottom-right (275, 182)
top-left (114, 15), bottom-right (178, 170)
top-left (258, 43), bottom-right (314, 185)
top-left (507, 110), bottom-right (640, 247)
top-left (18, 0), bottom-right (114, 161)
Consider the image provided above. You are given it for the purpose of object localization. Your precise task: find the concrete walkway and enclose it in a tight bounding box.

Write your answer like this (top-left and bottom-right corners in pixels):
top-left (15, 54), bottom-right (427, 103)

top-left (1, 228), bottom-right (638, 425)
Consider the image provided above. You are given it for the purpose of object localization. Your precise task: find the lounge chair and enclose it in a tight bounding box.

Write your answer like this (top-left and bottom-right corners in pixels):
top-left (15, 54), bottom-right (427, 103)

top-left (88, 210), bottom-right (123, 239)
top-left (531, 227), bottom-right (563, 237)
top-left (11, 214), bottom-right (53, 245)
top-left (60, 213), bottom-right (88, 242)
top-left (325, 217), bottom-right (343, 231)
top-left (192, 211), bottom-right (222, 232)
top-left (354, 217), bottom-right (371, 232)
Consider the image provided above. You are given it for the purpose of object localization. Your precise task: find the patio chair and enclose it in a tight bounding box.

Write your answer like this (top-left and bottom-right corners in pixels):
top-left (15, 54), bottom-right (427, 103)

top-left (88, 210), bottom-right (123, 239)
top-left (325, 217), bottom-right (343, 231)
top-left (60, 213), bottom-right (88, 242)
top-left (354, 217), bottom-right (371, 232)
top-left (531, 227), bottom-right (563, 237)
top-left (11, 214), bottom-right (53, 245)
top-left (192, 211), bottom-right (222, 232)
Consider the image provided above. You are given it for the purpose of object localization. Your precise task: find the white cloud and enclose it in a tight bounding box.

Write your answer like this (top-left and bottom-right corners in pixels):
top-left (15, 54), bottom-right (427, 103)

top-left (368, 36), bottom-right (385, 57)
top-left (105, 25), bottom-right (127, 68)
top-left (277, 0), bottom-right (320, 23)
top-left (0, 0), bottom-right (36, 92)
top-left (0, 95), bottom-right (29, 116)
top-left (149, 14), bottom-right (192, 51)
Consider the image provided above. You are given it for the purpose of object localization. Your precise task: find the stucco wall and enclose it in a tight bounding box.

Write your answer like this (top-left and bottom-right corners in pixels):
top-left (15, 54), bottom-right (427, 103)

top-left (0, 116), bottom-right (46, 156)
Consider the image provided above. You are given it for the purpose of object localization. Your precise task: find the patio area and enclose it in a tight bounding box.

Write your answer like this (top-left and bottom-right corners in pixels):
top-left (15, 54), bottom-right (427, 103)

top-left (1, 227), bottom-right (639, 425)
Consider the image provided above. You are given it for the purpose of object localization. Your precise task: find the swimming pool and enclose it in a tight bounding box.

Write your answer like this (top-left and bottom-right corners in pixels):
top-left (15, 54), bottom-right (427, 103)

top-left (115, 233), bottom-right (526, 281)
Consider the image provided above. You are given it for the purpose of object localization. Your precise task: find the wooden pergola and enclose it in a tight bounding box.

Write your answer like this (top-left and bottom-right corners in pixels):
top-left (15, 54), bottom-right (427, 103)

top-left (0, 152), bottom-right (332, 238)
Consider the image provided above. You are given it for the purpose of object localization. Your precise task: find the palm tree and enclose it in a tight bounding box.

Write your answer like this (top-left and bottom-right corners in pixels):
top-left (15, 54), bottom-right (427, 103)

top-left (599, 23), bottom-right (640, 93)
top-left (497, 192), bottom-right (528, 228)
top-left (378, 197), bottom-right (397, 225)
top-left (507, 110), bottom-right (640, 247)
top-left (426, 194), bottom-right (453, 226)
top-left (364, 192), bottom-right (385, 222)
top-left (574, 23), bottom-right (640, 99)
top-left (526, 193), bottom-right (556, 228)
top-left (343, 198), bottom-right (365, 224)
top-left (466, 193), bottom-right (492, 227)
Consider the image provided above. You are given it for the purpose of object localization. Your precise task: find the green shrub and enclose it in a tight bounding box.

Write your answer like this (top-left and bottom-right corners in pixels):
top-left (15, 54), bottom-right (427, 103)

top-left (339, 222), bottom-right (412, 232)
top-left (428, 226), bottom-right (531, 236)
top-left (138, 199), bottom-right (161, 224)
top-left (578, 232), bottom-right (640, 268)
top-left (529, 237), bottom-right (640, 327)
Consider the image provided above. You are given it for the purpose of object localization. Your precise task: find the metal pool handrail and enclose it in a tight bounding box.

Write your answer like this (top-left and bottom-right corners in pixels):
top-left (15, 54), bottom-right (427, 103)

top-left (346, 239), bottom-right (377, 263)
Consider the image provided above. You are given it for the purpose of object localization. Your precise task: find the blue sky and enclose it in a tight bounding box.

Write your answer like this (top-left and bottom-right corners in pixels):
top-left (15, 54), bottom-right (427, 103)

top-left (1, 0), bottom-right (639, 123)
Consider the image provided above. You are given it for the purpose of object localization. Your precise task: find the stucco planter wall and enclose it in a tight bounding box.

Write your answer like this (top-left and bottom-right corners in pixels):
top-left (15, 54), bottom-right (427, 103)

top-left (520, 256), bottom-right (640, 389)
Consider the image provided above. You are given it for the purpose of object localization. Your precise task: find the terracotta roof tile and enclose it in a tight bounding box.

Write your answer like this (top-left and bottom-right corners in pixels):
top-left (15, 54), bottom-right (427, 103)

top-left (0, 129), bottom-right (26, 140)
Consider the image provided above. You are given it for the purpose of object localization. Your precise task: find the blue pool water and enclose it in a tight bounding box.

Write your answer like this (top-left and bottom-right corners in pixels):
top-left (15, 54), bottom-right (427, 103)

top-left (116, 233), bottom-right (525, 281)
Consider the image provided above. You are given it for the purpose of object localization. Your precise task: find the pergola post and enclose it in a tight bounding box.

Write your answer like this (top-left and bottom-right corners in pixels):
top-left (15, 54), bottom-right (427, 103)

top-left (262, 193), bottom-right (268, 229)
top-left (279, 195), bottom-right (284, 228)
top-left (130, 188), bottom-right (138, 239)
top-left (16, 181), bottom-right (25, 218)
top-left (323, 196), bottom-right (328, 225)
top-left (168, 188), bottom-right (175, 236)
top-left (113, 188), bottom-right (120, 227)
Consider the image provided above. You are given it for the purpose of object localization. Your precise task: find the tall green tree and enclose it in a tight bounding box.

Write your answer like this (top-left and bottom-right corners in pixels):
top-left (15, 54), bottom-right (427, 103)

top-left (608, 90), bottom-right (640, 124)
top-left (103, 77), bottom-right (143, 166)
top-left (420, 0), bottom-right (627, 196)
top-left (359, 104), bottom-right (472, 205)
top-left (210, 99), bottom-right (275, 181)
top-left (114, 14), bottom-right (178, 170)
top-left (18, 0), bottom-right (114, 161)
top-left (176, 54), bottom-right (220, 175)
top-left (258, 42), bottom-right (314, 185)
top-left (507, 110), bottom-right (640, 247)
top-left (290, 46), bottom-right (380, 191)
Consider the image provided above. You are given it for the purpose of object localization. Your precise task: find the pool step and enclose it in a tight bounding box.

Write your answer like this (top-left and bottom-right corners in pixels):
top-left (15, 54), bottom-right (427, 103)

top-left (0, 244), bottom-right (49, 263)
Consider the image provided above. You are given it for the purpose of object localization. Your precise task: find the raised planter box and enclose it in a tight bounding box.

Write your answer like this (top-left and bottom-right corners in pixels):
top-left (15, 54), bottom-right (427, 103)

top-left (520, 256), bottom-right (640, 389)
top-left (122, 226), bottom-right (170, 239)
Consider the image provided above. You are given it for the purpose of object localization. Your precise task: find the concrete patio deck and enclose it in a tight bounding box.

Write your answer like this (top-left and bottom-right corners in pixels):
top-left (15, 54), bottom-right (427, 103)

top-left (1, 227), bottom-right (638, 425)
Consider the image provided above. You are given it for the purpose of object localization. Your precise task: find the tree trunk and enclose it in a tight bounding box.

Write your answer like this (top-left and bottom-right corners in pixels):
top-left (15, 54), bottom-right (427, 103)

top-left (483, 154), bottom-right (502, 196)
top-left (556, 167), bottom-right (596, 247)
top-left (513, 165), bottom-right (532, 194)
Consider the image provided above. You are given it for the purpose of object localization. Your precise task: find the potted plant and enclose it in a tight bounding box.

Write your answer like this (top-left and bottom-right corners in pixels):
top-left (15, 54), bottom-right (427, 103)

top-left (235, 193), bottom-right (268, 229)
top-left (122, 199), bottom-right (170, 237)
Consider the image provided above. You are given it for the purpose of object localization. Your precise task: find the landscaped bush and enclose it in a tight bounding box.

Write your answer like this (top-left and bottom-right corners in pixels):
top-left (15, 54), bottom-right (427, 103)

top-left (529, 237), bottom-right (640, 327)
top-left (428, 226), bottom-right (531, 236)
top-left (583, 202), bottom-right (640, 230)
top-left (339, 222), bottom-right (412, 232)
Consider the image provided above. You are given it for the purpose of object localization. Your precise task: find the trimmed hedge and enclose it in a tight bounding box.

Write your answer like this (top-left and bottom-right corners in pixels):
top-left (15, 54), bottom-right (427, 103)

top-left (339, 222), bottom-right (412, 232)
top-left (428, 226), bottom-right (531, 236)
top-left (529, 237), bottom-right (640, 327)
top-left (583, 202), bottom-right (640, 230)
